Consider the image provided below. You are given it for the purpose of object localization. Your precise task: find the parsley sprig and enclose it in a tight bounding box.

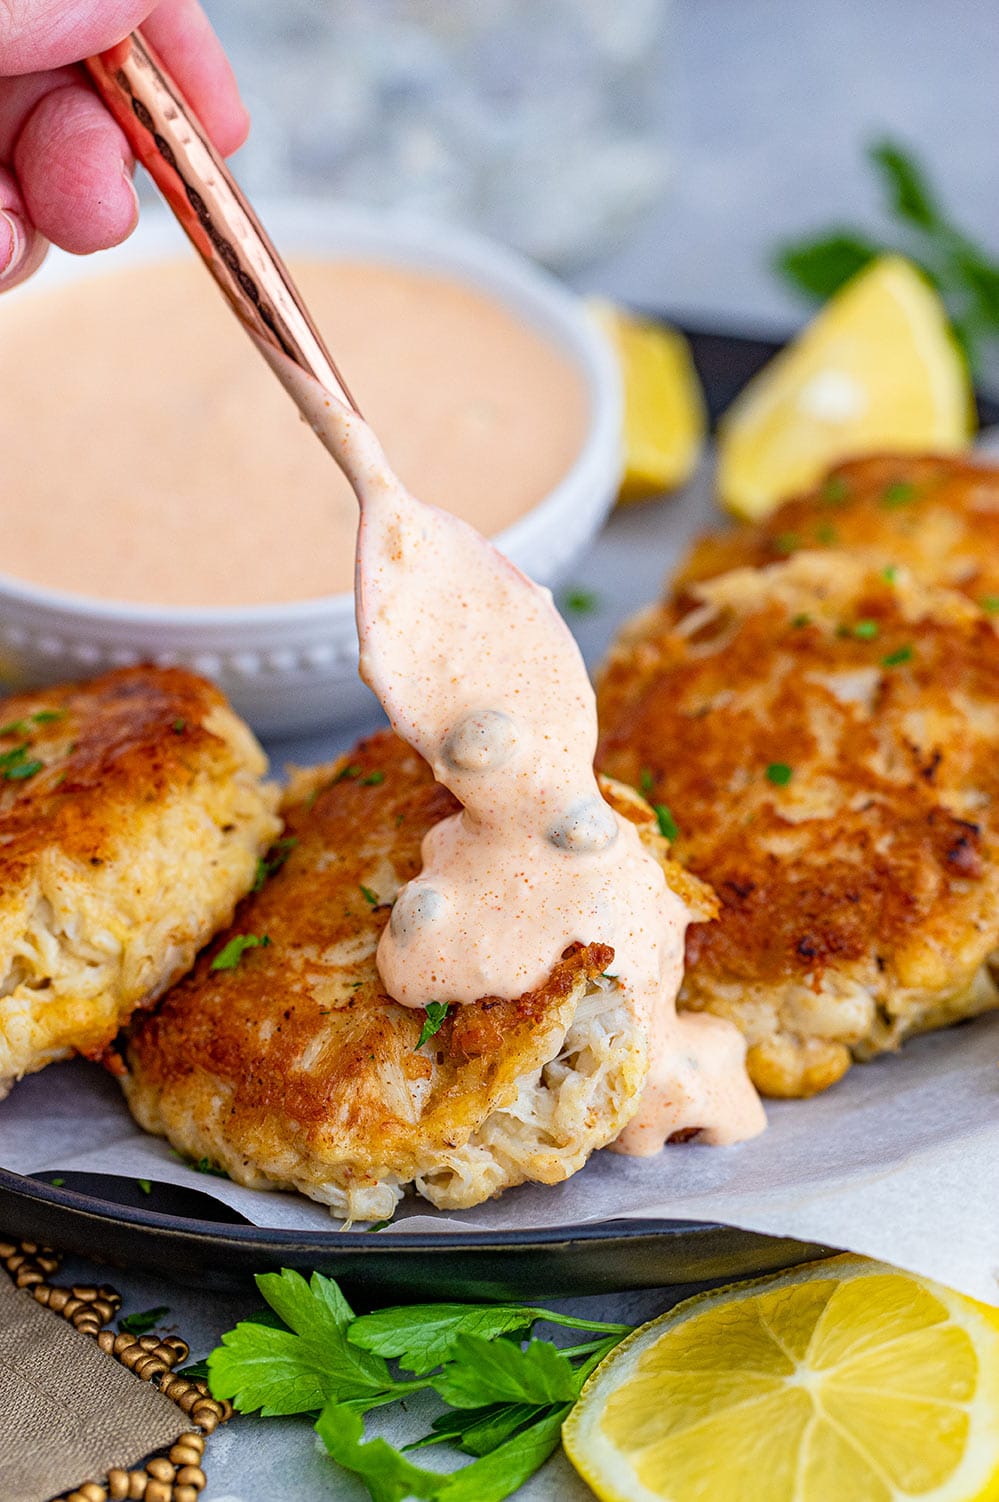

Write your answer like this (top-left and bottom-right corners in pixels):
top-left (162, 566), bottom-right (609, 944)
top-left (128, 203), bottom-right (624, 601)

top-left (207, 1269), bottom-right (632, 1501)
top-left (775, 138), bottom-right (999, 372)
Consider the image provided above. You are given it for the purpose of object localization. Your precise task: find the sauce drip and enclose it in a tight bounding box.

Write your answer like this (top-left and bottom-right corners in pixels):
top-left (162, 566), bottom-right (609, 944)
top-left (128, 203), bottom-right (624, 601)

top-left (298, 376), bottom-right (765, 1153)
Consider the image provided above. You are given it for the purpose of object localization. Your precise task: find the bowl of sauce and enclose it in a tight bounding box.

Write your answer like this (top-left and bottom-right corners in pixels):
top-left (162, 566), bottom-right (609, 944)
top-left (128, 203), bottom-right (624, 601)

top-left (0, 202), bottom-right (620, 735)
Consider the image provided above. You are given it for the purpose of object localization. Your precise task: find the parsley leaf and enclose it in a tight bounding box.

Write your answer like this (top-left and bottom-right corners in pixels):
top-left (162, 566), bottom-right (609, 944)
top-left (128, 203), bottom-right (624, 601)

top-left (560, 586), bottom-right (600, 616)
top-left (882, 644), bottom-right (914, 667)
top-left (118, 1305), bottom-right (170, 1336)
top-left (869, 139), bottom-right (942, 231)
top-left (653, 803), bottom-right (679, 841)
top-left (208, 1270), bottom-right (635, 1501)
top-left (208, 1270), bottom-right (403, 1416)
top-left (416, 1002), bottom-right (451, 1050)
top-left (432, 1335), bottom-right (578, 1408)
top-left (351, 1305), bottom-right (538, 1377)
top-left (211, 933), bottom-right (271, 971)
top-left (315, 1403), bottom-right (442, 1502)
top-left (359, 884), bottom-right (380, 907)
top-left (439, 1406), bottom-right (571, 1501)
top-left (882, 480), bottom-right (917, 508)
top-left (349, 1303), bottom-right (630, 1378)
top-left (253, 837), bottom-right (298, 892)
top-left (766, 762), bottom-right (793, 786)
top-left (4, 758), bottom-right (43, 781)
top-left (775, 231), bottom-right (882, 300)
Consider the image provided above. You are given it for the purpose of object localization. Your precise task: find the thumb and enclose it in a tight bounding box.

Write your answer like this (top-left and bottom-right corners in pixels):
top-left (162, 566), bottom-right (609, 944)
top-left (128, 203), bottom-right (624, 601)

top-left (0, 1), bottom-right (157, 76)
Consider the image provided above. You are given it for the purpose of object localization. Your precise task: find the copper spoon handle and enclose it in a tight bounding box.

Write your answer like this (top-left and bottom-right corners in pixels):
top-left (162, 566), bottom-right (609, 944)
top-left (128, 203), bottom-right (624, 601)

top-left (84, 29), bottom-right (361, 430)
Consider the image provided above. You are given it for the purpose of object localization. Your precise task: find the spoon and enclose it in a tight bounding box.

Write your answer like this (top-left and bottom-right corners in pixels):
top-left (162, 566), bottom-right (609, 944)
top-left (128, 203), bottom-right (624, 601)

top-left (84, 29), bottom-right (363, 465)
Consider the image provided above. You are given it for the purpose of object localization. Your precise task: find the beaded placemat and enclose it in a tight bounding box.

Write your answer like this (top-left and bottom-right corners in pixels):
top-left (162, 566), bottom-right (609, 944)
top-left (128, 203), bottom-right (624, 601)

top-left (1, 1239), bottom-right (232, 1502)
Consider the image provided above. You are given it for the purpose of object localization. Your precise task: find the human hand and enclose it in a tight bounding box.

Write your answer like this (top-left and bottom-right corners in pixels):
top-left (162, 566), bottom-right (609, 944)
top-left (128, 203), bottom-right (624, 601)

top-left (0, 0), bottom-right (247, 289)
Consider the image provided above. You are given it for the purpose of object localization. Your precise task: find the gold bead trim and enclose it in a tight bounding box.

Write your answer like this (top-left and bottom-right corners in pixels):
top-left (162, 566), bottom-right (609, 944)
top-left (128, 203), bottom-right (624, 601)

top-left (0, 1238), bottom-right (232, 1502)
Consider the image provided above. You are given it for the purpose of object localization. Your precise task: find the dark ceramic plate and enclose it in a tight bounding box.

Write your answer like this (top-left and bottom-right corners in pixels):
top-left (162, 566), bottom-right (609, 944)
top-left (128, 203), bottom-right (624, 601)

top-left (3, 323), bottom-right (989, 1299)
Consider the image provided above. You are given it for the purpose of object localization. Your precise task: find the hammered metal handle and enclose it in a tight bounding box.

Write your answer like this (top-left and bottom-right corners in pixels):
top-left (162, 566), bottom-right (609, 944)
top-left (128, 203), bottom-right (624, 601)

top-left (84, 30), bottom-right (361, 424)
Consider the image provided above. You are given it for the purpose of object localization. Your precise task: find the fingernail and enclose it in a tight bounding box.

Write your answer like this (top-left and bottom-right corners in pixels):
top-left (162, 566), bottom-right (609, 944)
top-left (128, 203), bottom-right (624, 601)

top-left (0, 210), bottom-right (25, 281)
top-left (121, 163), bottom-right (140, 232)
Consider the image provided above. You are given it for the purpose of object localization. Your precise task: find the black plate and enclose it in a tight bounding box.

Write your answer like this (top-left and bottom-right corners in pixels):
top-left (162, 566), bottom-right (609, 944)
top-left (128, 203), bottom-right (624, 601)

top-left (6, 318), bottom-right (981, 1299)
top-left (0, 1167), bottom-right (832, 1299)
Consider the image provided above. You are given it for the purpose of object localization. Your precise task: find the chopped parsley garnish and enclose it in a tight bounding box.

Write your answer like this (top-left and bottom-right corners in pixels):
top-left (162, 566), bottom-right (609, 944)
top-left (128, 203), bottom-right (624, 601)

top-left (195, 1157), bottom-right (229, 1177)
top-left (49, 1177), bottom-right (65, 1188)
top-left (416, 1001), bottom-right (451, 1049)
top-left (560, 586), bottom-right (601, 616)
top-left (791, 613), bottom-right (811, 628)
top-left (852, 619), bottom-right (879, 639)
top-left (361, 770), bottom-right (385, 786)
top-left (766, 762), bottom-right (793, 786)
top-left (882, 565), bottom-right (899, 583)
top-left (211, 933), bottom-right (271, 971)
top-left (118, 1306), bottom-right (170, 1336)
top-left (0, 743), bottom-right (30, 769)
top-left (882, 644), bottom-right (914, 667)
top-left (172, 718), bottom-right (186, 734)
top-left (137, 1178), bottom-right (152, 1195)
top-left (653, 803), bottom-right (679, 842)
top-left (814, 521), bottom-right (838, 545)
top-left (775, 531), bottom-right (800, 555)
top-left (821, 475), bottom-right (851, 505)
top-left (0, 709), bottom-right (64, 737)
top-left (359, 884), bottom-right (380, 908)
top-left (4, 758), bottom-right (43, 782)
top-left (333, 763), bottom-right (361, 784)
top-left (639, 768), bottom-right (656, 796)
top-left (253, 836), bottom-right (299, 892)
top-left (981, 595), bottom-right (999, 614)
top-left (364, 1219), bottom-right (393, 1234)
top-left (882, 480), bottom-right (917, 508)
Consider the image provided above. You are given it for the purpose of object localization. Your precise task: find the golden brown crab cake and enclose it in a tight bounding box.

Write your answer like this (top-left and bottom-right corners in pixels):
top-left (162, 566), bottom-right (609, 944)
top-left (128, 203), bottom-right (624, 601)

top-left (597, 551), bottom-right (999, 1099)
top-left (675, 454), bottom-right (999, 605)
top-left (124, 730), bottom-right (711, 1222)
top-left (0, 667), bottom-right (280, 1096)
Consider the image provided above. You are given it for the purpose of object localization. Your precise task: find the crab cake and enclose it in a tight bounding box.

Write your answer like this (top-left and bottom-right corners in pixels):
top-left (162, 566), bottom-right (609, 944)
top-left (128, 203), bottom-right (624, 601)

top-left (124, 730), bottom-right (711, 1222)
top-left (597, 551), bottom-right (999, 1099)
top-left (0, 667), bottom-right (280, 1096)
top-left (675, 454), bottom-right (999, 604)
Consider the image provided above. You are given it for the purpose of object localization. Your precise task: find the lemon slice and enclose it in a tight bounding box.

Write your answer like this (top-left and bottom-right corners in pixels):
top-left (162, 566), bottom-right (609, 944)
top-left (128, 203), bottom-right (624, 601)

top-left (590, 300), bottom-right (706, 503)
top-left (717, 255), bottom-right (973, 519)
top-left (564, 1255), bottom-right (999, 1502)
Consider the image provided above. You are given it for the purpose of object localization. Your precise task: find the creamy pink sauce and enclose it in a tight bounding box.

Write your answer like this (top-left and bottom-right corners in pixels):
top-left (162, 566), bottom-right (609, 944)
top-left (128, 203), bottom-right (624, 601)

top-left (293, 373), bottom-right (765, 1154)
top-left (0, 258), bottom-right (587, 606)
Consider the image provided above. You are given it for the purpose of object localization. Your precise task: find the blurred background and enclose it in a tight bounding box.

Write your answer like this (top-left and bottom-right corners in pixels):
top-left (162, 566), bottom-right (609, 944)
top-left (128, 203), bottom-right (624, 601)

top-left (202, 0), bottom-right (999, 367)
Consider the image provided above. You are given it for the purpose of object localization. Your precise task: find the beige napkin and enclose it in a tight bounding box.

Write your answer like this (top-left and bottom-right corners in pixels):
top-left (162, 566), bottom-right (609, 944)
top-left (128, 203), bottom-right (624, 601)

top-left (0, 1273), bottom-right (187, 1502)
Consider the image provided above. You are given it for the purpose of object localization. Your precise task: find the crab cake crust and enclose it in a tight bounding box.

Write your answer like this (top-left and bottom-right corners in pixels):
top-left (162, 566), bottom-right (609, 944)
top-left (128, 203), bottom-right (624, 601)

top-left (0, 667), bottom-right (280, 1095)
top-left (124, 731), bottom-right (704, 1222)
top-left (597, 552), bottom-right (999, 1098)
top-left (675, 453), bottom-right (999, 604)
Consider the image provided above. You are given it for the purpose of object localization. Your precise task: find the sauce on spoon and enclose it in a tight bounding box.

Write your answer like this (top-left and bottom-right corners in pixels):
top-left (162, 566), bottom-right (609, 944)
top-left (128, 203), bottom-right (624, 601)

top-left (294, 373), bottom-right (765, 1152)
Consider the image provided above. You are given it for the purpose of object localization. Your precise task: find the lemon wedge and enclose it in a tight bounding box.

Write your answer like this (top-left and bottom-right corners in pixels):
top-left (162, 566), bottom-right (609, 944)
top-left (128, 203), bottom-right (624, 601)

top-left (590, 300), bottom-right (706, 503)
top-left (717, 255), bottom-right (973, 519)
top-left (563, 1255), bottom-right (999, 1502)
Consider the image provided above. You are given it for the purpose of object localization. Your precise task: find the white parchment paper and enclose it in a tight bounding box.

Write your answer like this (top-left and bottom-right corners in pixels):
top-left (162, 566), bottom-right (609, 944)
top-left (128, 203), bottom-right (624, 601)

top-left (2, 1012), bottom-right (998, 1303)
top-left (2, 458), bottom-right (999, 1307)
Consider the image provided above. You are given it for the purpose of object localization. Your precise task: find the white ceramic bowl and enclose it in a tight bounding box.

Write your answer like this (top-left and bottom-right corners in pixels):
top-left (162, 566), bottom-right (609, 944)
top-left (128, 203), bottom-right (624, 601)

top-left (0, 202), bottom-right (621, 736)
